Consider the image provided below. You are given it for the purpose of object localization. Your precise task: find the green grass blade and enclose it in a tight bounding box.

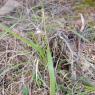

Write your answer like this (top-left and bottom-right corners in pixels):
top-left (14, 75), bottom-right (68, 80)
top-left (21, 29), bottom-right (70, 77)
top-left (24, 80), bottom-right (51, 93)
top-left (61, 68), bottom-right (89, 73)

top-left (22, 86), bottom-right (29, 95)
top-left (47, 47), bottom-right (56, 95)
top-left (0, 23), bottom-right (46, 62)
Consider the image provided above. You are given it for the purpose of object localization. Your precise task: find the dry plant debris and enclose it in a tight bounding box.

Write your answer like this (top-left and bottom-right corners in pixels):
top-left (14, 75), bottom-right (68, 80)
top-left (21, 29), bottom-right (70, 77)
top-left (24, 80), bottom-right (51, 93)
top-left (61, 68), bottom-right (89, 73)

top-left (0, 0), bottom-right (95, 95)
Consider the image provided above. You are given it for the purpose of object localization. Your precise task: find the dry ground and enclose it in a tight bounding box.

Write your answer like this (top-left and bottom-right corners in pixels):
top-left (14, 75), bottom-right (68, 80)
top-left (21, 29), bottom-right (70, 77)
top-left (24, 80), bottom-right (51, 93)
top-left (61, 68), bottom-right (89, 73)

top-left (0, 0), bottom-right (95, 95)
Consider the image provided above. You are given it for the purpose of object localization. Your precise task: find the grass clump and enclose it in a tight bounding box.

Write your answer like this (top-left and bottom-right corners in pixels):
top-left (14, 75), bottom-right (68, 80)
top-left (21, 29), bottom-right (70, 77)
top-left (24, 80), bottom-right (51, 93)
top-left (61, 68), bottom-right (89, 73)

top-left (0, 0), bottom-right (95, 95)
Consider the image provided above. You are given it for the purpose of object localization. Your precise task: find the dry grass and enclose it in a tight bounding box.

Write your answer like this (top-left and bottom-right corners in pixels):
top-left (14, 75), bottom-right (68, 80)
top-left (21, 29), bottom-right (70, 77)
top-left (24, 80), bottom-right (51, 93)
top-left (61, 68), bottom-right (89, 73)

top-left (0, 0), bottom-right (95, 95)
